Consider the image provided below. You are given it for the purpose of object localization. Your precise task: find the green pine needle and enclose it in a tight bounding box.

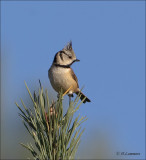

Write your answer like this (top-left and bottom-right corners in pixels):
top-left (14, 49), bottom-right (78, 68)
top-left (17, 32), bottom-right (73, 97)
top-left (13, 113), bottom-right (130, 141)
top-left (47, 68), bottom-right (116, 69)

top-left (16, 82), bottom-right (87, 160)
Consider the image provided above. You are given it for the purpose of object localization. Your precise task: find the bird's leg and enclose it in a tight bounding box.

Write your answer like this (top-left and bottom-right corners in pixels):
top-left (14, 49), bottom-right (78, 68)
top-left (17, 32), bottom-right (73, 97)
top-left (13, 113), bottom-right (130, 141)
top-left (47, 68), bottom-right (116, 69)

top-left (68, 91), bottom-right (73, 105)
top-left (57, 93), bottom-right (60, 99)
top-left (68, 94), bottom-right (72, 105)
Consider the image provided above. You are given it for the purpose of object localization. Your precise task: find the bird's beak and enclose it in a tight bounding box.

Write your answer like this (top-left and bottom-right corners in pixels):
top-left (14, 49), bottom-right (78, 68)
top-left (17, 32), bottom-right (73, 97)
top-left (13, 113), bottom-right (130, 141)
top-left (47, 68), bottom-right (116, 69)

top-left (75, 59), bottom-right (80, 62)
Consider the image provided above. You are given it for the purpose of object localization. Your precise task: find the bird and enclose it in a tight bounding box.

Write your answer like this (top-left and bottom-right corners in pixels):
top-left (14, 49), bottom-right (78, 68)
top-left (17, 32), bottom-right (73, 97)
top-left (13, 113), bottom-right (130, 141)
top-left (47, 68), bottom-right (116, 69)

top-left (48, 41), bottom-right (91, 103)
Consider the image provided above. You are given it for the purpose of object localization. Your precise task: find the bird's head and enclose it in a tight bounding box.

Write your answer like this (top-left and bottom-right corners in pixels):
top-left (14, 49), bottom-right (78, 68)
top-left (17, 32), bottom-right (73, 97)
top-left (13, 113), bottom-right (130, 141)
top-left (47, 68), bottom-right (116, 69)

top-left (53, 41), bottom-right (80, 66)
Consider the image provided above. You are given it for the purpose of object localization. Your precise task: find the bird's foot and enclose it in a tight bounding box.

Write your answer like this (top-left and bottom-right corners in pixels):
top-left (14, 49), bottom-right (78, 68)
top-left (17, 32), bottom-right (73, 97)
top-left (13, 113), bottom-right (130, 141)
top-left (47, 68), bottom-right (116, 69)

top-left (57, 93), bottom-right (60, 99)
top-left (68, 93), bottom-right (74, 97)
top-left (68, 90), bottom-right (74, 97)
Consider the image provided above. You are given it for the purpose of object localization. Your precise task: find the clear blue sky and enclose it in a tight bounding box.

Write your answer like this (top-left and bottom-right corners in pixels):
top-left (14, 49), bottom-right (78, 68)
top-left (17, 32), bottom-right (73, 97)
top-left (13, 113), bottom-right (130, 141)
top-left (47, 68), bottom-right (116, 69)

top-left (1, 1), bottom-right (145, 159)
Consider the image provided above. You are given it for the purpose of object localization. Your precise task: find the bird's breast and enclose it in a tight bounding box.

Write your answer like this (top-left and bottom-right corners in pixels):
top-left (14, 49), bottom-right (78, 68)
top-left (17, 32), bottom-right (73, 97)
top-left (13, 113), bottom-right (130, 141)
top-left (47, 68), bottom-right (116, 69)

top-left (49, 65), bottom-right (78, 93)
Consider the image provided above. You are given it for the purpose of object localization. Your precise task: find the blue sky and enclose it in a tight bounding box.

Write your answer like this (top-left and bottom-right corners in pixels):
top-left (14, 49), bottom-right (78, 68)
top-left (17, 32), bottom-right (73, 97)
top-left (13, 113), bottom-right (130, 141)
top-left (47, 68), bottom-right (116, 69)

top-left (1, 1), bottom-right (145, 159)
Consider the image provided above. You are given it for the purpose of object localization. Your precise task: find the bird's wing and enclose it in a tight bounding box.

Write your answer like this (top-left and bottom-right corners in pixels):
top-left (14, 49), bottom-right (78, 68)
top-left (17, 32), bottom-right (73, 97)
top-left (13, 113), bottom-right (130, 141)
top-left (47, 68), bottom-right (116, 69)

top-left (70, 68), bottom-right (79, 88)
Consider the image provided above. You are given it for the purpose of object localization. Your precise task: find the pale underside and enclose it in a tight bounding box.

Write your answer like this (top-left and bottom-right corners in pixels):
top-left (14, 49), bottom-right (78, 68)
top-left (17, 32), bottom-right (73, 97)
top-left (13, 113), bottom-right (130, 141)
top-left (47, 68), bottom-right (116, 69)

top-left (49, 65), bottom-right (79, 94)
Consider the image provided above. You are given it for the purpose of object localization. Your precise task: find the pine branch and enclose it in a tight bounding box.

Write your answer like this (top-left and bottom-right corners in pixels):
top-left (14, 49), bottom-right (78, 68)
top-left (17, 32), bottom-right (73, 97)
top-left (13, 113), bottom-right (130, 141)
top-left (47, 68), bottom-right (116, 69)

top-left (16, 82), bottom-right (87, 160)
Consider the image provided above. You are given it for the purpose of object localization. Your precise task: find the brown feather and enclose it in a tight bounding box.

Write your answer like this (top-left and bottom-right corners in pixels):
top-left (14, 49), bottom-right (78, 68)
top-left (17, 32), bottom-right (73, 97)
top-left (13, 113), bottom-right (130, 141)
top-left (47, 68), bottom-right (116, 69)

top-left (70, 68), bottom-right (79, 88)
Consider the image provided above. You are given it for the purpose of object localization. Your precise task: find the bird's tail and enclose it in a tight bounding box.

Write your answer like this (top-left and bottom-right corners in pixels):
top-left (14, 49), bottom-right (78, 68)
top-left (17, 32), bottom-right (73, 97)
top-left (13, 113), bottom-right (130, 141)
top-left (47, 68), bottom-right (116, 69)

top-left (76, 91), bottom-right (91, 103)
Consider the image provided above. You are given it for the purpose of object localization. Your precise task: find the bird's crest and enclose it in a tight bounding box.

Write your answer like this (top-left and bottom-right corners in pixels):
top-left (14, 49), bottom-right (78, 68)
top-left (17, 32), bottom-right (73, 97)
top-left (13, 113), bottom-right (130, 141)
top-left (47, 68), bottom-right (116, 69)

top-left (64, 41), bottom-right (72, 51)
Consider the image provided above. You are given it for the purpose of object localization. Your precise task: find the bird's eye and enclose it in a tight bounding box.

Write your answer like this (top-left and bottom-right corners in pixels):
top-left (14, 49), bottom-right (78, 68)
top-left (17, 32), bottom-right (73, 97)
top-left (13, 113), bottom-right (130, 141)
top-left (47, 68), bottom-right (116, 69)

top-left (69, 56), bottom-right (72, 59)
